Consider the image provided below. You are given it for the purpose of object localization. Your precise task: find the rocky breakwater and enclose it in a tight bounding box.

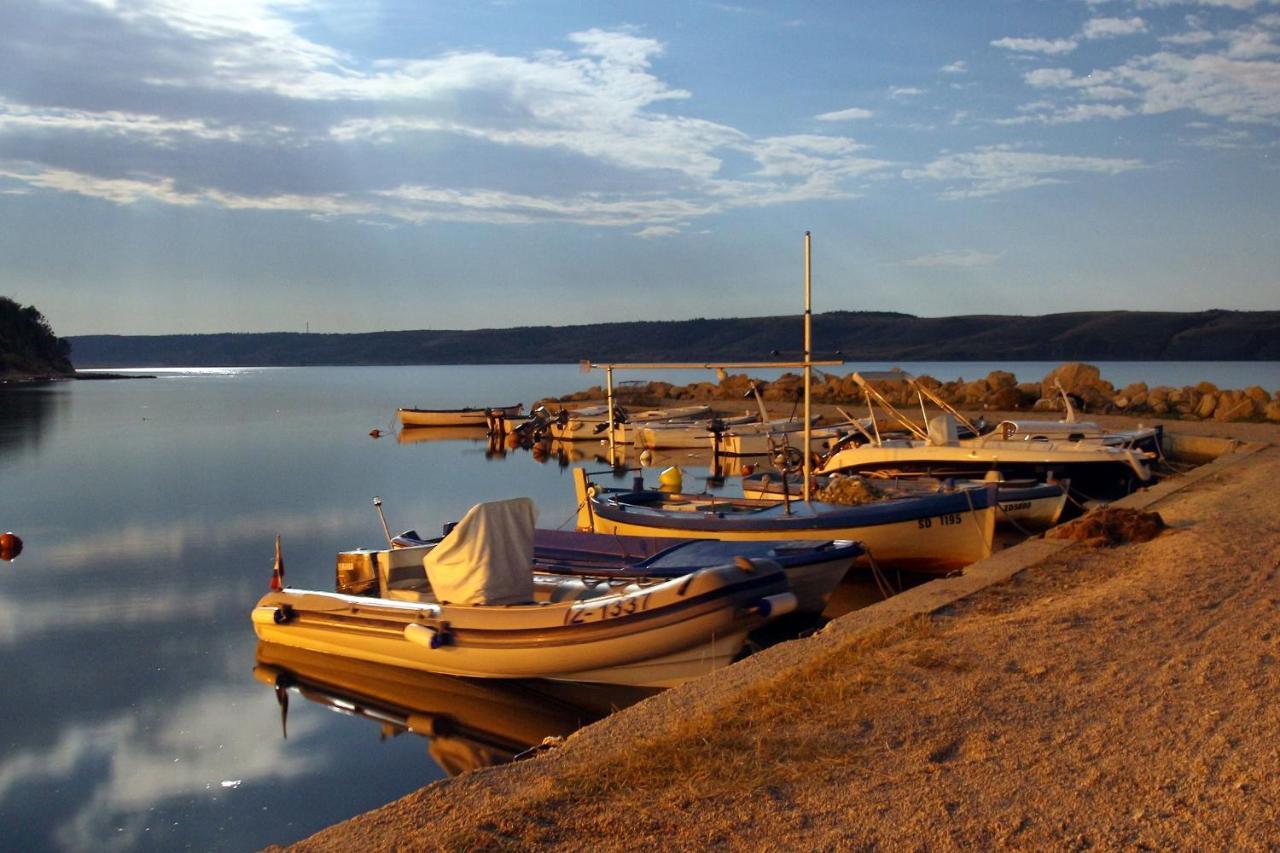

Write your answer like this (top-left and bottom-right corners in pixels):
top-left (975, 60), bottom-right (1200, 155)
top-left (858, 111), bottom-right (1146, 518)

top-left (552, 361), bottom-right (1280, 424)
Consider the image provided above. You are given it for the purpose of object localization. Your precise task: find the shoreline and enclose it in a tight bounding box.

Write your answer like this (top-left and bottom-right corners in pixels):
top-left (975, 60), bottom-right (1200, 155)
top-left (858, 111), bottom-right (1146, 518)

top-left (279, 416), bottom-right (1280, 850)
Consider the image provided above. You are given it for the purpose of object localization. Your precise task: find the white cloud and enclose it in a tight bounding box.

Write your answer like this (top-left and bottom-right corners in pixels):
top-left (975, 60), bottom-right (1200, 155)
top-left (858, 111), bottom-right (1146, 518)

top-left (901, 249), bottom-right (1005, 268)
top-left (0, 8), bottom-right (904, 233)
top-left (1083, 16), bottom-right (1149, 38)
top-left (635, 225), bottom-right (682, 238)
top-left (889, 86), bottom-right (925, 97)
top-left (941, 60), bottom-right (969, 74)
top-left (815, 107), bottom-right (873, 121)
top-left (991, 36), bottom-right (1079, 55)
top-left (902, 146), bottom-right (1144, 199)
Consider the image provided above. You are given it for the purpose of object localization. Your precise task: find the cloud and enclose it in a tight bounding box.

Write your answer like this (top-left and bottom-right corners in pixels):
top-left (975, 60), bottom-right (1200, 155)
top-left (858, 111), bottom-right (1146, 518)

top-left (902, 145), bottom-right (1144, 199)
top-left (635, 225), bottom-right (682, 238)
top-left (991, 36), bottom-right (1079, 55)
top-left (815, 107), bottom-right (873, 121)
top-left (941, 60), bottom-right (969, 74)
top-left (0, 10), bottom-right (895, 232)
top-left (889, 86), bottom-right (926, 97)
top-left (901, 249), bottom-right (1005, 268)
top-left (1083, 16), bottom-right (1149, 38)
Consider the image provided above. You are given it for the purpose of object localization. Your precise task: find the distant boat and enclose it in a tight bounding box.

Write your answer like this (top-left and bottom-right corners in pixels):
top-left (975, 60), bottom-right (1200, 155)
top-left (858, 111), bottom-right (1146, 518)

top-left (547, 405), bottom-right (713, 443)
top-left (397, 404), bottom-right (523, 429)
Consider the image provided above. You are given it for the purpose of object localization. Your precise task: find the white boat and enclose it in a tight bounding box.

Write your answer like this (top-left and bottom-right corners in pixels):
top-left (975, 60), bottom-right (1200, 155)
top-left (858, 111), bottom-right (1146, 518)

top-left (817, 372), bottom-right (1155, 499)
top-left (397, 404), bottom-right (523, 429)
top-left (547, 405), bottom-right (712, 443)
top-left (252, 498), bottom-right (798, 687)
top-left (633, 412), bottom-right (760, 450)
top-left (714, 423), bottom-right (854, 457)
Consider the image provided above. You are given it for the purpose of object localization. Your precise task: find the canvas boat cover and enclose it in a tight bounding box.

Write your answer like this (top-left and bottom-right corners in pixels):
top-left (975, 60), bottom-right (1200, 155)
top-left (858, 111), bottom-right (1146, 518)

top-left (424, 498), bottom-right (537, 605)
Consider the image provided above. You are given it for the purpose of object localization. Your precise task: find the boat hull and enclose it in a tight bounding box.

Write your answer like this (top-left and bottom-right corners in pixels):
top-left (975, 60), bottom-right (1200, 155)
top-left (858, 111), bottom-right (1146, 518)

top-left (743, 476), bottom-right (1070, 531)
top-left (574, 470), bottom-right (996, 575)
top-left (251, 564), bottom-right (791, 688)
top-left (398, 405), bottom-right (523, 428)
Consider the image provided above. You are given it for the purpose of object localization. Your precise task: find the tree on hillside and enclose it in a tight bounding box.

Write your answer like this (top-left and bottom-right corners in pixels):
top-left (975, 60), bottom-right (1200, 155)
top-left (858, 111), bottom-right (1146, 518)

top-left (0, 296), bottom-right (74, 376)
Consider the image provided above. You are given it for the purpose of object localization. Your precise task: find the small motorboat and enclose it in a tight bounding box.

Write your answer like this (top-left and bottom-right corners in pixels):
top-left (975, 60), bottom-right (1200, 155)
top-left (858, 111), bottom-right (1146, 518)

top-left (252, 498), bottom-right (799, 688)
top-left (742, 472), bottom-right (1071, 530)
top-left (397, 404), bottom-right (524, 429)
top-left (573, 468), bottom-right (998, 575)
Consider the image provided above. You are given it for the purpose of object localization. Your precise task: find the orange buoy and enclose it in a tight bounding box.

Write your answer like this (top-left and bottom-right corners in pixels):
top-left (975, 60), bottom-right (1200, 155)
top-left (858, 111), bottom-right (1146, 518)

top-left (0, 532), bottom-right (23, 561)
top-left (741, 464), bottom-right (755, 476)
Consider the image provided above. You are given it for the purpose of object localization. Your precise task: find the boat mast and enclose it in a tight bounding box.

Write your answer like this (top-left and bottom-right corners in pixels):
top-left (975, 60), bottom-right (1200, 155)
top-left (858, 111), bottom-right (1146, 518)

top-left (803, 231), bottom-right (813, 502)
top-left (605, 364), bottom-right (616, 465)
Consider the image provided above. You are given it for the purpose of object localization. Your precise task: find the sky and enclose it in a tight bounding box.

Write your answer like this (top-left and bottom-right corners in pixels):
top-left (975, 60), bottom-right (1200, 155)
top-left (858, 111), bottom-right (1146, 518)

top-left (1, 0), bottom-right (1278, 336)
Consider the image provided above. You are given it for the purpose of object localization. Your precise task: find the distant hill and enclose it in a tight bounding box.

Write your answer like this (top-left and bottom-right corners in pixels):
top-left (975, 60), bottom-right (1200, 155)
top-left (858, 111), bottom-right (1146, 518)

top-left (0, 297), bottom-right (73, 377)
top-left (66, 309), bottom-right (1280, 367)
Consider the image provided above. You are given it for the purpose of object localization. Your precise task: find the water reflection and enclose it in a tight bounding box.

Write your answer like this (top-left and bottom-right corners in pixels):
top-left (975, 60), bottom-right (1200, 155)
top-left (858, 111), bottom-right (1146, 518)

top-left (254, 643), bottom-right (656, 777)
top-left (0, 383), bottom-right (65, 459)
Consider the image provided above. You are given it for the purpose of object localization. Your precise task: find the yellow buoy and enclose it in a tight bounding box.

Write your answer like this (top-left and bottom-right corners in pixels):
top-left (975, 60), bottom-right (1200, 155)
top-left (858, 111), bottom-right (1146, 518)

top-left (658, 466), bottom-right (683, 493)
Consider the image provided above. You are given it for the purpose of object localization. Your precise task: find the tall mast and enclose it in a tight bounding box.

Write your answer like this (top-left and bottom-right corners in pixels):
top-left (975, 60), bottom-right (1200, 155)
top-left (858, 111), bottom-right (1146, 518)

top-left (803, 231), bottom-right (813, 502)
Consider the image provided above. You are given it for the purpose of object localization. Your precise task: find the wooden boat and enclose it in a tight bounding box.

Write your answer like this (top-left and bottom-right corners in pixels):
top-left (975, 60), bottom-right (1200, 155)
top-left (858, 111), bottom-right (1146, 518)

top-left (742, 472), bottom-right (1070, 530)
top-left (252, 498), bottom-right (799, 687)
top-left (254, 643), bottom-right (653, 776)
top-left (397, 404), bottom-right (523, 429)
top-left (573, 468), bottom-right (997, 575)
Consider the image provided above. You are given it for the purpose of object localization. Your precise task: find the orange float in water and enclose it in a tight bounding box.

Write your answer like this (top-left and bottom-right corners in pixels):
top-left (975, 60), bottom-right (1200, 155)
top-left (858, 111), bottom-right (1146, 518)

top-left (0, 532), bottom-right (23, 561)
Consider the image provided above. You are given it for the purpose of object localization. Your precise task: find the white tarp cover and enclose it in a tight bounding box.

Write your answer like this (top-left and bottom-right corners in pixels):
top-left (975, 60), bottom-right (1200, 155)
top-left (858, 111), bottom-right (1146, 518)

top-left (424, 498), bottom-right (537, 605)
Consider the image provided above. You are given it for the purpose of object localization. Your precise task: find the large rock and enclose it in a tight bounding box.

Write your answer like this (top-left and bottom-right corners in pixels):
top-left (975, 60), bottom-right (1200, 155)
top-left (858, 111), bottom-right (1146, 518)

top-left (1042, 362), bottom-right (1102, 396)
top-left (1245, 386), bottom-right (1271, 405)
top-left (1266, 401), bottom-right (1280, 422)
top-left (1195, 393), bottom-right (1218, 419)
top-left (986, 370), bottom-right (1017, 390)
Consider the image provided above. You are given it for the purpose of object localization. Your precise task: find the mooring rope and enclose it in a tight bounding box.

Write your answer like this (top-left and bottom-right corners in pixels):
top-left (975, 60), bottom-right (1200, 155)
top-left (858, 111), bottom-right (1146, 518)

top-left (863, 546), bottom-right (897, 600)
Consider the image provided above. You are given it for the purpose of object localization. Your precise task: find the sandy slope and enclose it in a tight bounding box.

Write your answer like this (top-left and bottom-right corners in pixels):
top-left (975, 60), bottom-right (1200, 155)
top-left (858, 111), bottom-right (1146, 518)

top-left (284, 430), bottom-right (1280, 851)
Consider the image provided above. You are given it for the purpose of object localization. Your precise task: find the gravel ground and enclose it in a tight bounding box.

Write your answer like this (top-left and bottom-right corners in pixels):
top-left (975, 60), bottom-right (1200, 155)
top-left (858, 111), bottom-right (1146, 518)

top-left (280, 421), bottom-right (1280, 851)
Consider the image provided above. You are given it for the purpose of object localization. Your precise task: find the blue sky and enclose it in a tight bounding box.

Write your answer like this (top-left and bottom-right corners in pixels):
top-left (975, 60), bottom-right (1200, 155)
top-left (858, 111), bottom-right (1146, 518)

top-left (2, 0), bottom-right (1278, 335)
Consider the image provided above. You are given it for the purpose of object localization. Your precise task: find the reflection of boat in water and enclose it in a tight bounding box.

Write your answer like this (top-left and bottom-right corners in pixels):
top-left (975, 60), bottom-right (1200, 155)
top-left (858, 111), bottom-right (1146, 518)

top-left (252, 499), bottom-right (800, 687)
top-left (397, 404), bottom-right (523, 428)
top-left (254, 642), bottom-right (655, 776)
top-left (397, 425), bottom-right (492, 444)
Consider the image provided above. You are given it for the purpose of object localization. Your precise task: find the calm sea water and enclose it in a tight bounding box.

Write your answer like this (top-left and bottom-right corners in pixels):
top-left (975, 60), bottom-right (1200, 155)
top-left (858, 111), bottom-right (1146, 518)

top-left (1, 361), bottom-right (1276, 851)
